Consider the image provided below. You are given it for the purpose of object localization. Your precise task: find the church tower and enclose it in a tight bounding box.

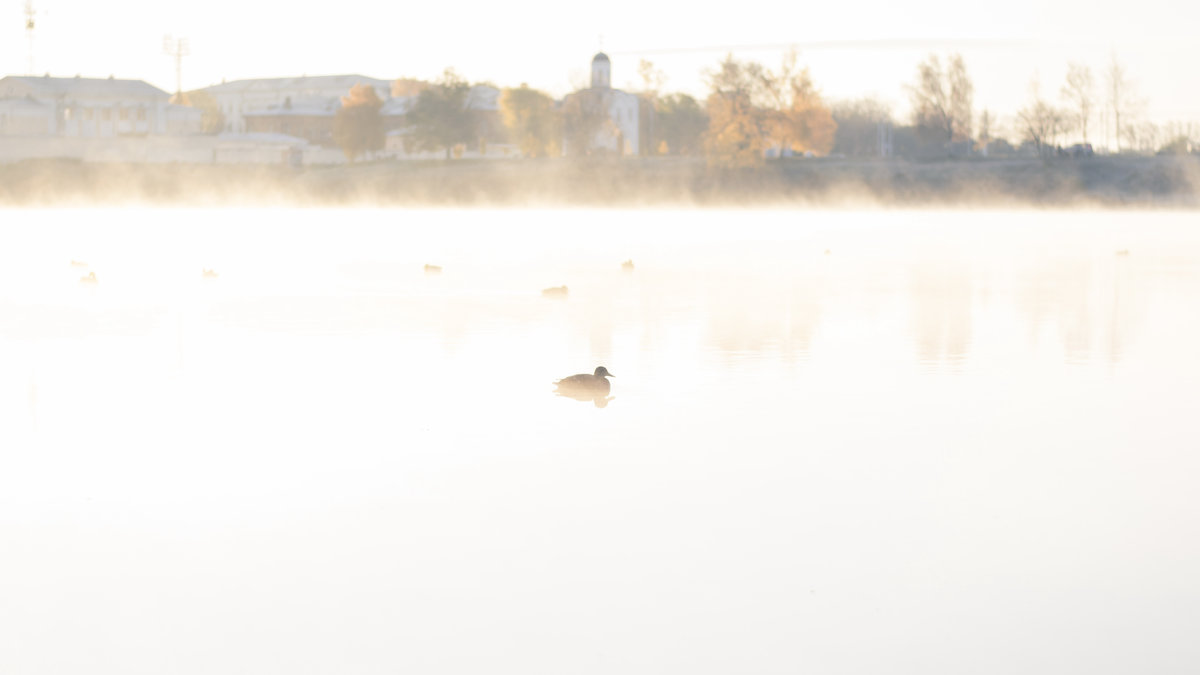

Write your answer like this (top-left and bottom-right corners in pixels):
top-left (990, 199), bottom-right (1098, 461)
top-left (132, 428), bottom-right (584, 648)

top-left (590, 52), bottom-right (611, 89)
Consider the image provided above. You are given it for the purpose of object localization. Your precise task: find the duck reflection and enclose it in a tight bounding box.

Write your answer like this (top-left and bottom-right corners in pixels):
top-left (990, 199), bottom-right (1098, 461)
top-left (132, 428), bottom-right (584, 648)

top-left (554, 389), bottom-right (615, 407)
top-left (553, 366), bottom-right (615, 407)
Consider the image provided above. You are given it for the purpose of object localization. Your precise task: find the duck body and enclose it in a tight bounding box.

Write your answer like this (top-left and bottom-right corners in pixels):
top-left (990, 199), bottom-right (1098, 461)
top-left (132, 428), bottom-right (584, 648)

top-left (79, 271), bottom-right (98, 285)
top-left (554, 366), bottom-right (614, 396)
top-left (542, 285), bottom-right (568, 298)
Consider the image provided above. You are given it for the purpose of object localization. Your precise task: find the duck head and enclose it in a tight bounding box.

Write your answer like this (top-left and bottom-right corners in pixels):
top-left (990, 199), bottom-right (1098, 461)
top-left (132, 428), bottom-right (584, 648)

top-left (594, 366), bottom-right (614, 378)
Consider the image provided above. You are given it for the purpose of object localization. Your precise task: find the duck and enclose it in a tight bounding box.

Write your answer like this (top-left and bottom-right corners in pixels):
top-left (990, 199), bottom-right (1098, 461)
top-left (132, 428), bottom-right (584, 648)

top-left (202, 269), bottom-right (219, 279)
top-left (542, 285), bottom-right (568, 298)
top-left (79, 271), bottom-right (98, 285)
top-left (70, 260), bottom-right (88, 268)
top-left (621, 259), bottom-right (635, 271)
top-left (554, 366), bottom-right (614, 396)
top-left (424, 264), bottom-right (442, 275)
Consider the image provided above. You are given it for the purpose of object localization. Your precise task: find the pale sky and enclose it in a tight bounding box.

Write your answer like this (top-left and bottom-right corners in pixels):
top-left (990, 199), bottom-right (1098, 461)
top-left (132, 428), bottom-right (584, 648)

top-left (3, 0), bottom-right (1199, 135)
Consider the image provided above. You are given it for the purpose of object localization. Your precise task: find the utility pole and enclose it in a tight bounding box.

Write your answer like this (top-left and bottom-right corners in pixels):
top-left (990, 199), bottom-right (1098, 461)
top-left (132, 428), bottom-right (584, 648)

top-left (24, 0), bottom-right (36, 74)
top-left (163, 34), bottom-right (189, 98)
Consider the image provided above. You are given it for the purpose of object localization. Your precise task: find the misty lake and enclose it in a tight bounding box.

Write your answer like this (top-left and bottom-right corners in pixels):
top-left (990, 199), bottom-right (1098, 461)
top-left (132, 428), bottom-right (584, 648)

top-left (1, 208), bottom-right (1198, 674)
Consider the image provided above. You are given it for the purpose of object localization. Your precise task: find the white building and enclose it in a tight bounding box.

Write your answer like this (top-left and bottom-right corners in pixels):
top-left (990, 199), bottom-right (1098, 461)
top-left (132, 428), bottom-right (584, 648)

top-left (0, 97), bottom-right (50, 136)
top-left (200, 74), bottom-right (391, 133)
top-left (561, 53), bottom-right (641, 156)
top-left (0, 75), bottom-right (200, 137)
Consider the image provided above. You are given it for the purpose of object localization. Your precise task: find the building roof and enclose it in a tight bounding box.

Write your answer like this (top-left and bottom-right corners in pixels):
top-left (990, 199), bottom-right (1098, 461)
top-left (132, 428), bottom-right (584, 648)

top-left (592, 52), bottom-right (610, 63)
top-left (0, 75), bottom-right (169, 99)
top-left (381, 96), bottom-right (416, 116)
top-left (243, 99), bottom-right (340, 117)
top-left (202, 74), bottom-right (391, 96)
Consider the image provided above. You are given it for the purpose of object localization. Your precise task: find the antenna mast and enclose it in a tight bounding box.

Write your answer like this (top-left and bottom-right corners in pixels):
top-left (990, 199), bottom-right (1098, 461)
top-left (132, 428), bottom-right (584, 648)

top-left (24, 0), bottom-right (36, 74)
top-left (162, 34), bottom-right (190, 97)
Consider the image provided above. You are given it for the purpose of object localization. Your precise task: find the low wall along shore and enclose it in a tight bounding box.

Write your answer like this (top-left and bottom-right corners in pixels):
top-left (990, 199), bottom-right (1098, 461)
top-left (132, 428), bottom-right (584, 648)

top-left (2, 155), bottom-right (1199, 208)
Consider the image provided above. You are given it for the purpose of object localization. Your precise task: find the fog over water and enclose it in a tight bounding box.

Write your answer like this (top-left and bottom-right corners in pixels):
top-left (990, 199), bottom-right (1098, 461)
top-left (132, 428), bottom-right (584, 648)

top-left (1, 208), bottom-right (1199, 674)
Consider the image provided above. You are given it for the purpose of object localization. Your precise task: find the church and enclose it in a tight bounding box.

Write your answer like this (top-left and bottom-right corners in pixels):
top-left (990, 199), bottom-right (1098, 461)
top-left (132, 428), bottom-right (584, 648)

top-left (561, 53), bottom-right (643, 157)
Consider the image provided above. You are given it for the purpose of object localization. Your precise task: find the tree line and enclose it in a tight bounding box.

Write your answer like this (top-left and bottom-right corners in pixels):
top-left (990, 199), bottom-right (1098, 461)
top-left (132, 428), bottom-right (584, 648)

top-left (326, 51), bottom-right (1194, 164)
top-left (844, 52), bottom-right (1192, 159)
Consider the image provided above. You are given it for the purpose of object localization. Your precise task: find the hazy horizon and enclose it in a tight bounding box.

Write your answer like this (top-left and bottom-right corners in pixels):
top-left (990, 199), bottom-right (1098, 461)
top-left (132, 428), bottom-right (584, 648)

top-left (4, 0), bottom-right (1199, 130)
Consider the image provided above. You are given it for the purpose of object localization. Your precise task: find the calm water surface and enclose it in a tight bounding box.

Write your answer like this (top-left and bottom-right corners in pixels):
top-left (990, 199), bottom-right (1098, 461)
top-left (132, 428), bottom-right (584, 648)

top-left (1, 208), bottom-right (1198, 674)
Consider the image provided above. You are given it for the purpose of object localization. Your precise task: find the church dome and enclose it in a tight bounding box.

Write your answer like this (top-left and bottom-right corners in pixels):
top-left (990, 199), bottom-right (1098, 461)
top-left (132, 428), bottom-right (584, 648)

top-left (590, 52), bottom-right (612, 88)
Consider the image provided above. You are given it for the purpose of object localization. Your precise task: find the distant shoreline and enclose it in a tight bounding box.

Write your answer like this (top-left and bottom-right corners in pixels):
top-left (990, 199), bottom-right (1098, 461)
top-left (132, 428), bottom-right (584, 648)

top-left (3, 156), bottom-right (1198, 208)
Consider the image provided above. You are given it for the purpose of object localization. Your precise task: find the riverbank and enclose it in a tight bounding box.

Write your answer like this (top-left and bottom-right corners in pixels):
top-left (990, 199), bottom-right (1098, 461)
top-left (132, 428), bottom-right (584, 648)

top-left (3, 155), bottom-right (1198, 208)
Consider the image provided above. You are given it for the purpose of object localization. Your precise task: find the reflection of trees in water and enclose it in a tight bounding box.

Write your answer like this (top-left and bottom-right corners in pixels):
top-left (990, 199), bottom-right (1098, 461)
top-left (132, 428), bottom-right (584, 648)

top-left (908, 264), bottom-right (972, 367)
top-left (1020, 258), bottom-right (1092, 362)
top-left (704, 279), bottom-right (822, 362)
top-left (1018, 255), bottom-right (1143, 365)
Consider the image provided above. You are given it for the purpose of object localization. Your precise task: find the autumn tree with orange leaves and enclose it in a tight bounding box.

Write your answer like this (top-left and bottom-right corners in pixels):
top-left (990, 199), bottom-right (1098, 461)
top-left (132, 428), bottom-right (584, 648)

top-left (703, 52), bottom-right (836, 168)
top-left (333, 83), bottom-right (384, 162)
top-left (499, 85), bottom-right (561, 158)
top-left (758, 51), bottom-right (837, 157)
top-left (704, 55), bottom-right (769, 167)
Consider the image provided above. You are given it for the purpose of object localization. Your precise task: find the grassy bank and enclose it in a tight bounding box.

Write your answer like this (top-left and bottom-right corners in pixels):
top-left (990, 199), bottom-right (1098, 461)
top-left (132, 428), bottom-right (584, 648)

top-left (2, 155), bottom-right (1198, 208)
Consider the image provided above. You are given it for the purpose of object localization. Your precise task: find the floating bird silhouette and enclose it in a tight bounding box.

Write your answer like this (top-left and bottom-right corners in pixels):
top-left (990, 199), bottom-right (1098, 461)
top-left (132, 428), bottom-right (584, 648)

top-left (202, 269), bottom-right (219, 279)
top-left (621, 259), bottom-right (635, 271)
top-left (424, 264), bottom-right (442, 275)
top-left (70, 260), bottom-right (88, 268)
top-left (542, 285), bottom-right (568, 298)
top-left (79, 271), bottom-right (98, 285)
top-left (554, 366), bottom-right (614, 398)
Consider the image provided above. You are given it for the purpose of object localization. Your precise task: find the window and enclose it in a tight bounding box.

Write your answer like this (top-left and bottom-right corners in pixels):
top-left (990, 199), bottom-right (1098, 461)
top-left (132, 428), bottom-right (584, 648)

top-left (101, 109), bottom-right (111, 121)
top-left (119, 108), bottom-right (129, 121)
top-left (137, 108), bottom-right (146, 121)
top-left (84, 108), bottom-right (93, 121)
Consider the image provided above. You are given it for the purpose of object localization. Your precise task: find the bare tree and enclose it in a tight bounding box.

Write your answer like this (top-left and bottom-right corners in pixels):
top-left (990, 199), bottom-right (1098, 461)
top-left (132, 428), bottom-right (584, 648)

top-left (977, 108), bottom-right (992, 154)
top-left (1060, 62), bottom-right (1094, 143)
top-left (831, 97), bottom-right (892, 157)
top-left (1125, 121), bottom-right (1160, 154)
top-left (947, 54), bottom-right (973, 140)
top-left (1016, 78), bottom-right (1067, 157)
top-left (1157, 121), bottom-right (1197, 154)
top-left (1105, 53), bottom-right (1140, 152)
top-left (907, 53), bottom-right (973, 144)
